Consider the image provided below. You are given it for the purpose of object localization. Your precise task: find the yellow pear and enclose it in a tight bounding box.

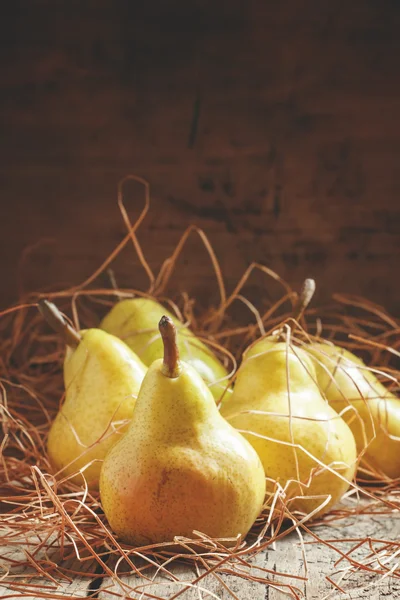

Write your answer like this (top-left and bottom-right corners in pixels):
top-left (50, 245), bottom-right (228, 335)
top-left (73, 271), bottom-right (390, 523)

top-left (220, 279), bottom-right (357, 517)
top-left (100, 315), bottom-right (265, 546)
top-left (100, 297), bottom-right (231, 402)
top-left (220, 339), bottom-right (357, 516)
top-left (307, 342), bottom-right (400, 479)
top-left (39, 300), bottom-right (146, 489)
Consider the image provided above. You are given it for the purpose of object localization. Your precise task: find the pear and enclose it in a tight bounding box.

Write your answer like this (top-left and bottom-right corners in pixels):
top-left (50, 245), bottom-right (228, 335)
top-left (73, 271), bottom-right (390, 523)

top-left (220, 339), bottom-right (357, 516)
top-left (307, 342), bottom-right (400, 479)
top-left (100, 297), bottom-right (230, 402)
top-left (39, 300), bottom-right (146, 489)
top-left (220, 280), bottom-right (357, 517)
top-left (100, 315), bottom-right (266, 546)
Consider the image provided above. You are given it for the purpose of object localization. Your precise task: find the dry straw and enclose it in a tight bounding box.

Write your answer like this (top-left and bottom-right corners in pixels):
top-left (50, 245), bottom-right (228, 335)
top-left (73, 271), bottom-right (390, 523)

top-left (0, 176), bottom-right (399, 599)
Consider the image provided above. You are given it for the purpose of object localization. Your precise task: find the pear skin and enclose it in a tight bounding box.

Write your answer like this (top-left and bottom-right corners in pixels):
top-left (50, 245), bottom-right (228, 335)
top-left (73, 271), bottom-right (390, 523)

top-left (220, 338), bottom-right (357, 517)
top-left (307, 342), bottom-right (400, 480)
top-left (40, 301), bottom-right (146, 489)
top-left (100, 316), bottom-right (266, 546)
top-left (100, 298), bottom-right (231, 402)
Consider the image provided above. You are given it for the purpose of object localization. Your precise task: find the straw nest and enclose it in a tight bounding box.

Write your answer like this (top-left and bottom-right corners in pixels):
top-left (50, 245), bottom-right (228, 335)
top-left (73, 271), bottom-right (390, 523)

top-left (1, 176), bottom-right (399, 599)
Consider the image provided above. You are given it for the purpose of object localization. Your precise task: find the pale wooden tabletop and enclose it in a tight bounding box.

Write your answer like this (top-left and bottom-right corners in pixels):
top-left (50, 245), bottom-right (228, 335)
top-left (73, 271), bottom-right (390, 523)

top-left (2, 511), bottom-right (400, 600)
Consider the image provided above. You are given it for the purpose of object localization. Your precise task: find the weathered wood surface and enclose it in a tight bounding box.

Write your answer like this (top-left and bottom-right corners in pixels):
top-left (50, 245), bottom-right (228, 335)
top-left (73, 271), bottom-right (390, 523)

top-left (0, 547), bottom-right (94, 599)
top-left (0, 1), bottom-right (399, 313)
top-left (97, 513), bottom-right (400, 599)
top-left (2, 513), bottom-right (399, 599)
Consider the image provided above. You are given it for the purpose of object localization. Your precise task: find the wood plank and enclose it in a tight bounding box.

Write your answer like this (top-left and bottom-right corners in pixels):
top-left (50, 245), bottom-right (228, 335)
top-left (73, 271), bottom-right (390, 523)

top-left (265, 514), bottom-right (400, 599)
top-left (98, 552), bottom-right (271, 600)
top-left (97, 512), bottom-right (400, 599)
top-left (0, 0), bottom-right (399, 313)
top-left (0, 539), bottom-right (97, 599)
top-left (1, 510), bottom-right (399, 598)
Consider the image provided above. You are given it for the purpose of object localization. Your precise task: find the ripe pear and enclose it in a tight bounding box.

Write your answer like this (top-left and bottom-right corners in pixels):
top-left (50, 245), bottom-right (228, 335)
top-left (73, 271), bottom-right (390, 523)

top-left (100, 315), bottom-right (266, 546)
top-left (307, 342), bottom-right (400, 479)
top-left (220, 337), bottom-right (357, 517)
top-left (39, 300), bottom-right (146, 489)
top-left (100, 297), bottom-right (230, 402)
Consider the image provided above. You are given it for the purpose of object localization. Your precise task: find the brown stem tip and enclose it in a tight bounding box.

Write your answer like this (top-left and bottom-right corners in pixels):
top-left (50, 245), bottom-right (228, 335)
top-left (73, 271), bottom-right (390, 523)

top-left (159, 315), bottom-right (181, 378)
top-left (293, 278), bottom-right (316, 323)
top-left (38, 299), bottom-right (81, 349)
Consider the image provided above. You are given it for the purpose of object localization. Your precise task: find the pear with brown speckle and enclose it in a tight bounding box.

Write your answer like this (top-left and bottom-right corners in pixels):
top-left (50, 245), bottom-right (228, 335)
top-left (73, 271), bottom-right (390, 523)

top-left (307, 341), bottom-right (400, 480)
top-left (100, 315), bottom-right (265, 547)
top-left (220, 279), bottom-right (357, 517)
top-left (39, 300), bottom-right (146, 490)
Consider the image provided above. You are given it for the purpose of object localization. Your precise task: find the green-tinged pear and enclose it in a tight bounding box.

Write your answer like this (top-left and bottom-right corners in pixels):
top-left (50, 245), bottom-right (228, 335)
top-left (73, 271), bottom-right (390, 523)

top-left (220, 280), bottom-right (357, 517)
top-left (100, 315), bottom-right (266, 546)
top-left (100, 297), bottom-right (231, 401)
top-left (307, 341), bottom-right (400, 479)
top-left (40, 300), bottom-right (146, 489)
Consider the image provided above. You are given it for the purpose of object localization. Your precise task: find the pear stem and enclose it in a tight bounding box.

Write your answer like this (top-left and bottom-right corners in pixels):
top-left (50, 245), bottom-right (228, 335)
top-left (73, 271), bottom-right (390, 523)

top-left (292, 278), bottom-right (316, 323)
top-left (38, 299), bottom-right (81, 349)
top-left (159, 315), bottom-right (181, 378)
top-left (278, 278), bottom-right (316, 342)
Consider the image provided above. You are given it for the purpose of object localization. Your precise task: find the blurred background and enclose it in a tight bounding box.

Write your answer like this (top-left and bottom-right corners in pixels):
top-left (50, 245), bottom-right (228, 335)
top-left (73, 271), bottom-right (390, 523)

top-left (0, 1), bottom-right (399, 313)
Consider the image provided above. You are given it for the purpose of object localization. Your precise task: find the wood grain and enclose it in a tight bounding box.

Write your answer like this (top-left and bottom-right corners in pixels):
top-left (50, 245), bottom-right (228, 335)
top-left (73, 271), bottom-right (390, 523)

top-left (2, 511), bottom-right (400, 599)
top-left (0, 1), bottom-right (399, 313)
top-left (0, 545), bottom-right (95, 599)
top-left (97, 513), bottom-right (400, 599)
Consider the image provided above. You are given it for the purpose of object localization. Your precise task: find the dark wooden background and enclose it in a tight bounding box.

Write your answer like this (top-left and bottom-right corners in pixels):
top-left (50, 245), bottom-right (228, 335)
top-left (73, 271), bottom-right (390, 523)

top-left (0, 0), bottom-right (399, 314)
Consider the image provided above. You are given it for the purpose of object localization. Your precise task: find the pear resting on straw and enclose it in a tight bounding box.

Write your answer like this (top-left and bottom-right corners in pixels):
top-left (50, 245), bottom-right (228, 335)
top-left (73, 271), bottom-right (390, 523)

top-left (39, 299), bottom-right (146, 489)
top-left (100, 315), bottom-right (266, 546)
top-left (220, 280), bottom-right (357, 517)
top-left (307, 338), bottom-right (400, 480)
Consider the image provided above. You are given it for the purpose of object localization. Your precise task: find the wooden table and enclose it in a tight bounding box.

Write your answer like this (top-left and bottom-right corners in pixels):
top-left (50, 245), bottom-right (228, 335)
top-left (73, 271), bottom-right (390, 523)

top-left (2, 511), bottom-right (400, 599)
